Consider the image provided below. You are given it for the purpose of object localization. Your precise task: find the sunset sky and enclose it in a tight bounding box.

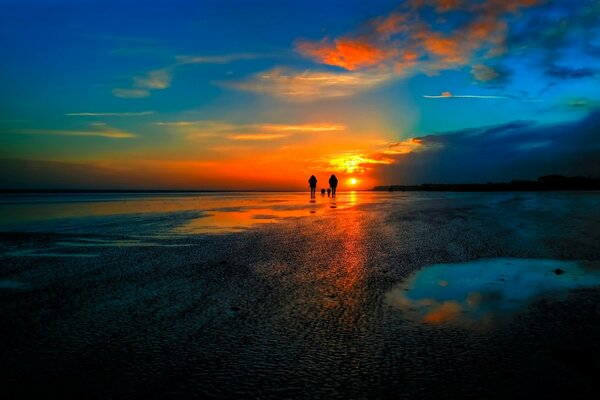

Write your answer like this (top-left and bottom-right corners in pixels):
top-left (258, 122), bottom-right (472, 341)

top-left (1, 0), bottom-right (599, 190)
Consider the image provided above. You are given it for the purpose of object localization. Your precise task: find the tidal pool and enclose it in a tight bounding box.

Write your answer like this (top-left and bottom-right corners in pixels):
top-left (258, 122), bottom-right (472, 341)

top-left (385, 258), bottom-right (600, 328)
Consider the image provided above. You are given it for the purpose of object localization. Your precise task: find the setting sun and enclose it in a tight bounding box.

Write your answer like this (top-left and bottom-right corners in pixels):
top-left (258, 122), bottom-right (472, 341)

top-left (349, 178), bottom-right (358, 185)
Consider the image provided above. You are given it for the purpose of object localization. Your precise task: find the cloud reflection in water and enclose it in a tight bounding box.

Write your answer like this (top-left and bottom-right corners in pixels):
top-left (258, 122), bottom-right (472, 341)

top-left (386, 258), bottom-right (600, 328)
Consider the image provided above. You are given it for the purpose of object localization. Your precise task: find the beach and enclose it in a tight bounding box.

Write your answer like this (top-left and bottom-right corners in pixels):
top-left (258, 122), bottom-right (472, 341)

top-left (1, 191), bottom-right (600, 399)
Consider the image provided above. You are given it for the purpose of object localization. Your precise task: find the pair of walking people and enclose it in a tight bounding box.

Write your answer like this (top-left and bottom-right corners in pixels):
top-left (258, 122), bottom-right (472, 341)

top-left (309, 174), bottom-right (338, 197)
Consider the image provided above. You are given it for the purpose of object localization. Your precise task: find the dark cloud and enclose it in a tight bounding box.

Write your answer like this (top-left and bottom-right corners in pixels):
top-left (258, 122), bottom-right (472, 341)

top-left (500, 0), bottom-right (600, 85)
top-left (375, 108), bottom-right (600, 184)
top-left (545, 64), bottom-right (597, 79)
top-left (564, 97), bottom-right (599, 110)
top-left (0, 159), bottom-right (134, 189)
top-left (471, 64), bottom-right (512, 87)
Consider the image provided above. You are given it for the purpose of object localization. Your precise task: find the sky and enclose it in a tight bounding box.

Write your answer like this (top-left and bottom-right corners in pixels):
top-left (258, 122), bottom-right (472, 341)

top-left (0, 0), bottom-right (599, 190)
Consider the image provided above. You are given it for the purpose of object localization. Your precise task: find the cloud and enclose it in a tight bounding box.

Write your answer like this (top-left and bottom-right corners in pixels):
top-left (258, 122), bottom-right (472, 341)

top-left (471, 64), bottom-right (511, 86)
top-left (227, 133), bottom-right (289, 141)
top-left (222, 67), bottom-right (391, 101)
top-left (224, 0), bottom-right (545, 101)
top-left (133, 69), bottom-right (172, 89)
top-left (175, 53), bottom-right (265, 65)
top-left (155, 119), bottom-right (346, 138)
top-left (564, 97), bottom-right (599, 110)
top-left (505, 1), bottom-right (600, 83)
top-left (16, 124), bottom-right (137, 139)
top-left (0, 159), bottom-right (134, 189)
top-left (296, 38), bottom-right (394, 71)
top-left (545, 64), bottom-right (598, 79)
top-left (112, 88), bottom-right (150, 98)
top-left (293, 0), bottom-right (540, 75)
top-left (66, 111), bottom-right (155, 117)
top-left (423, 91), bottom-right (508, 99)
top-left (260, 123), bottom-right (345, 133)
top-left (374, 108), bottom-right (600, 184)
top-left (113, 52), bottom-right (270, 99)
top-left (112, 68), bottom-right (171, 99)
top-left (323, 152), bottom-right (399, 174)
top-left (316, 138), bottom-right (425, 175)
top-left (384, 138), bottom-right (424, 154)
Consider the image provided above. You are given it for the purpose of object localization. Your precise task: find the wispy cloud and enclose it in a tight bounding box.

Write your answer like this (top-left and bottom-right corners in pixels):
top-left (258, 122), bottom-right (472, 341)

top-left (564, 97), bottom-right (600, 110)
top-left (113, 52), bottom-right (270, 99)
top-left (175, 53), bottom-right (266, 65)
top-left (261, 123), bottom-right (345, 133)
top-left (133, 69), bottom-right (172, 89)
top-left (112, 88), bottom-right (150, 99)
top-left (227, 133), bottom-right (289, 141)
top-left (470, 63), bottom-right (513, 87)
top-left (66, 111), bottom-right (155, 117)
top-left (17, 124), bottom-right (137, 139)
top-left (155, 119), bottom-right (345, 139)
top-left (222, 67), bottom-right (391, 101)
top-left (384, 138), bottom-right (424, 154)
top-left (545, 64), bottom-right (598, 80)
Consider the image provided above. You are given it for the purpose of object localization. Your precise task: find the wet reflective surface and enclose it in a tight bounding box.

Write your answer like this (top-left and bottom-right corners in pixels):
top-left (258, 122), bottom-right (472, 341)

top-left (386, 258), bottom-right (600, 328)
top-left (0, 191), bottom-right (367, 235)
top-left (1, 191), bottom-right (600, 398)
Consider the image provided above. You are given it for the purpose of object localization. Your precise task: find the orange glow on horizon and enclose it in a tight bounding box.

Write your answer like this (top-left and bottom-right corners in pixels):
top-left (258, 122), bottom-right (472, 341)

top-left (75, 113), bottom-right (418, 190)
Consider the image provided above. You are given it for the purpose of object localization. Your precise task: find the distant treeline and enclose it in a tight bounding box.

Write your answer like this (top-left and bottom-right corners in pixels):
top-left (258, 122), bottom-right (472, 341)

top-left (374, 175), bottom-right (600, 192)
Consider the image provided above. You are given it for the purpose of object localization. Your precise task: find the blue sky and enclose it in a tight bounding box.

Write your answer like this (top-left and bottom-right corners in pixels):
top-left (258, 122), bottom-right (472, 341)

top-left (1, 0), bottom-right (599, 189)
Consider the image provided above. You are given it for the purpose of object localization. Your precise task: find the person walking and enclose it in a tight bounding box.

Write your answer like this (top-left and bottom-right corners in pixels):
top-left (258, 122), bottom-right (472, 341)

top-left (308, 175), bottom-right (317, 197)
top-left (329, 174), bottom-right (338, 196)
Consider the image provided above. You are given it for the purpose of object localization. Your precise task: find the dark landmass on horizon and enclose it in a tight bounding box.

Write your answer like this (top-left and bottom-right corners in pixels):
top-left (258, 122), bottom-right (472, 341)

top-left (375, 175), bottom-right (600, 192)
top-left (1, 175), bottom-right (600, 194)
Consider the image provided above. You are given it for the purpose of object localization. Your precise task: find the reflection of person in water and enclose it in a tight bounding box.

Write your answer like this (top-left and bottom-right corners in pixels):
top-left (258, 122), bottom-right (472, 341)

top-left (320, 188), bottom-right (326, 196)
top-left (308, 175), bottom-right (317, 197)
top-left (329, 174), bottom-right (339, 196)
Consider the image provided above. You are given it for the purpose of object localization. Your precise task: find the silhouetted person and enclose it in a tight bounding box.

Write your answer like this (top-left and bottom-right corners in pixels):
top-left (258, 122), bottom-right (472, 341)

top-left (320, 188), bottom-right (326, 196)
top-left (329, 174), bottom-right (338, 196)
top-left (327, 188), bottom-right (331, 196)
top-left (308, 175), bottom-right (317, 197)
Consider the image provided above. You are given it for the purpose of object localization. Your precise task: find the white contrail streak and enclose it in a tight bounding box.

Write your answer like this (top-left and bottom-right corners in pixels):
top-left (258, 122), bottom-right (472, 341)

top-left (423, 94), bottom-right (508, 99)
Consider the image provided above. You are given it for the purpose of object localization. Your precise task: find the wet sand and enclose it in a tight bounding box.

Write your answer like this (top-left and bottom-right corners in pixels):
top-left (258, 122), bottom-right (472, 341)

top-left (1, 192), bottom-right (600, 399)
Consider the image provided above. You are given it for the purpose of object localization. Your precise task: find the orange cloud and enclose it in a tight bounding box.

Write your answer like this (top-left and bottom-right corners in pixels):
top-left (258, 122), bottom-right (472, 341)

top-left (296, 38), bottom-right (392, 71)
top-left (373, 12), bottom-right (408, 39)
top-left (384, 138), bottom-right (423, 154)
top-left (231, 1), bottom-right (540, 101)
top-left (227, 133), bottom-right (289, 141)
top-left (261, 123), bottom-right (346, 133)
top-left (292, 0), bottom-right (540, 77)
top-left (417, 32), bottom-right (469, 65)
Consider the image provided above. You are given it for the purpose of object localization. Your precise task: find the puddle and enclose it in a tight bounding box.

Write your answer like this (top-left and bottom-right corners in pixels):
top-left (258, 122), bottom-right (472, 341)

top-left (385, 258), bottom-right (600, 328)
top-left (175, 207), bottom-right (321, 234)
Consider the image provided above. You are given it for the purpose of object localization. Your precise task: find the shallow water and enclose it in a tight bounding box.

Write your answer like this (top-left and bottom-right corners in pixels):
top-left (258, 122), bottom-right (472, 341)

top-left (0, 191), bottom-right (370, 235)
top-left (386, 258), bottom-right (600, 328)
